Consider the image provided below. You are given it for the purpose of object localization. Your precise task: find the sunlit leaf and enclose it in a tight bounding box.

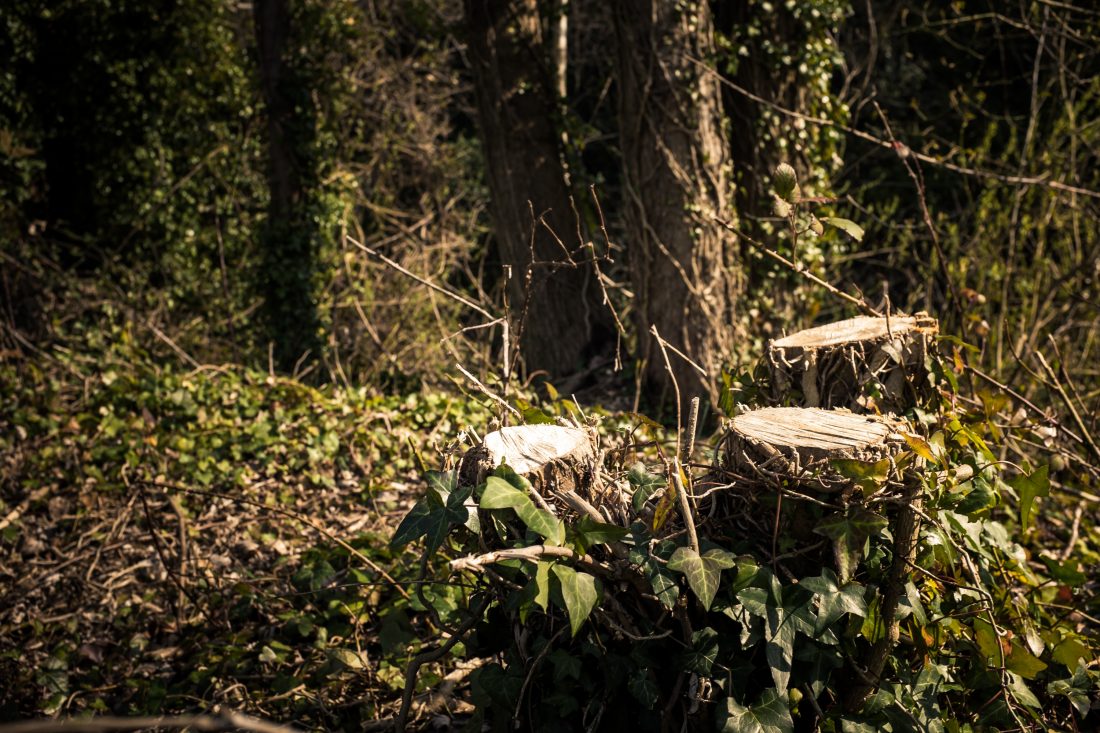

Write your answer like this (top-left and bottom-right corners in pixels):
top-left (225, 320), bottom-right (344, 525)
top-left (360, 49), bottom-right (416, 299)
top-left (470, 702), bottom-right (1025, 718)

top-left (551, 564), bottom-right (598, 636)
top-left (819, 216), bottom-right (864, 242)
top-left (1010, 465), bottom-right (1049, 531)
top-left (719, 689), bottom-right (793, 733)
top-left (668, 546), bottom-right (737, 610)
top-left (534, 561), bottom-right (551, 612)
top-left (479, 475), bottom-right (529, 509)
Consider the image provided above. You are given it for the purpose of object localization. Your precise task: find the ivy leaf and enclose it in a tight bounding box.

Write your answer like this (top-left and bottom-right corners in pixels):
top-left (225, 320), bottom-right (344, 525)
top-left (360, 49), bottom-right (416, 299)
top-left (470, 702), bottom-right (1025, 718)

top-left (574, 515), bottom-right (628, 549)
top-left (1006, 672), bottom-right (1041, 709)
top-left (1007, 642), bottom-right (1048, 679)
top-left (831, 457), bottom-right (891, 494)
top-left (479, 475), bottom-right (529, 509)
top-left (682, 627), bottom-right (720, 675)
top-left (426, 470), bottom-right (458, 500)
top-left (1010, 465), bottom-right (1049, 531)
top-left (668, 546), bottom-right (737, 611)
top-left (901, 432), bottom-right (937, 463)
top-left (516, 503), bottom-right (565, 545)
top-left (1047, 665), bottom-right (1094, 717)
top-left (481, 475), bottom-right (564, 544)
top-left (799, 568), bottom-right (867, 635)
top-left (534, 561), bottom-right (551, 612)
top-left (719, 689), bottom-right (793, 733)
top-left (391, 487), bottom-right (469, 553)
top-left (814, 508), bottom-right (888, 583)
top-left (628, 463), bottom-right (664, 512)
top-left (628, 668), bottom-right (659, 709)
top-left (819, 217), bottom-right (864, 242)
top-left (551, 564), bottom-right (599, 636)
top-left (736, 572), bottom-right (806, 694)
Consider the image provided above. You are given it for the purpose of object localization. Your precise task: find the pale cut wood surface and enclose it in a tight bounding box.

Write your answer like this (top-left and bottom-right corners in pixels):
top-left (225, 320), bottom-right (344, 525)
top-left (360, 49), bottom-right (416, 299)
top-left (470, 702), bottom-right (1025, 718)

top-left (482, 425), bottom-right (593, 474)
top-left (772, 315), bottom-right (931, 349)
top-left (730, 407), bottom-right (895, 453)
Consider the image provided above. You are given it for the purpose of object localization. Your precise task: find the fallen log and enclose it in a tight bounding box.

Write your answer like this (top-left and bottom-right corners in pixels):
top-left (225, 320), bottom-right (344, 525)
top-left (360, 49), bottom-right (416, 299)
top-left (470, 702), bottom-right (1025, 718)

top-left (767, 313), bottom-right (938, 413)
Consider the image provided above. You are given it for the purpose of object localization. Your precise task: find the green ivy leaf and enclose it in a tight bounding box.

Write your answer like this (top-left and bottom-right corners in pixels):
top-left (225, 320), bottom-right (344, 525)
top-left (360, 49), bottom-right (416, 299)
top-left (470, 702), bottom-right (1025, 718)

top-left (480, 475), bottom-right (529, 509)
top-left (516, 503), bottom-right (565, 545)
top-left (1007, 642), bottom-right (1048, 679)
top-left (574, 515), bottom-right (628, 549)
top-left (1010, 465), bottom-right (1049, 531)
top-left (551, 564), bottom-right (599, 636)
top-left (391, 471), bottom-right (466, 552)
top-left (831, 457), bottom-right (891, 494)
top-left (799, 568), bottom-right (867, 635)
top-left (534, 561), bottom-right (551, 612)
top-left (668, 545), bottom-right (737, 611)
top-left (819, 216), bottom-right (864, 242)
top-left (719, 689), bottom-right (793, 733)
top-left (628, 668), bottom-right (659, 709)
top-left (682, 627), bottom-right (720, 675)
top-left (480, 475), bottom-right (565, 544)
top-left (814, 508), bottom-right (888, 583)
top-left (1047, 665), bottom-right (1094, 717)
top-left (628, 463), bottom-right (664, 512)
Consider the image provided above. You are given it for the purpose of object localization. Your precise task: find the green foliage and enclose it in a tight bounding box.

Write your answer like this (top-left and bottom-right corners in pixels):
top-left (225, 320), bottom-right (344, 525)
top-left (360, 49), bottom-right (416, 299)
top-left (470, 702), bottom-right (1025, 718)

top-left (392, 341), bottom-right (1100, 730)
top-left (0, 320), bottom-right (494, 721)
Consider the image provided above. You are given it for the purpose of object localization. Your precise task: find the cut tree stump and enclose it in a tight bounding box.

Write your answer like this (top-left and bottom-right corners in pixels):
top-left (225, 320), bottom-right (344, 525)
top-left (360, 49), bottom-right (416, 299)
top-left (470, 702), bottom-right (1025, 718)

top-left (768, 313), bottom-right (938, 413)
top-left (459, 424), bottom-right (598, 497)
top-left (724, 406), bottom-right (906, 492)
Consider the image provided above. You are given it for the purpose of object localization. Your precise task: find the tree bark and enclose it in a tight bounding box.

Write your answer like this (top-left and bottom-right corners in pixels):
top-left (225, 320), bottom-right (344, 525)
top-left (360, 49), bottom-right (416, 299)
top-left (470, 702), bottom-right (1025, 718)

top-left (612, 0), bottom-right (740, 409)
top-left (464, 0), bottom-right (606, 379)
top-left (254, 0), bottom-right (322, 371)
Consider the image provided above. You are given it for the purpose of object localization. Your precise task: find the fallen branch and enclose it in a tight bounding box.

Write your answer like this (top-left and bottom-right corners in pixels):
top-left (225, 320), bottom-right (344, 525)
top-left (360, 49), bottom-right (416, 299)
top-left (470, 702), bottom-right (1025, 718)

top-left (0, 712), bottom-right (300, 733)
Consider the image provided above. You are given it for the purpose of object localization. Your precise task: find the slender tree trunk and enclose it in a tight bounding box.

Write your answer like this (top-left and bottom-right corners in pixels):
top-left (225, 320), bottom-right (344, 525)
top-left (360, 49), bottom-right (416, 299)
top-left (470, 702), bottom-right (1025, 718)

top-left (465, 0), bottom-right (606, 379)
top-left (613, 0), bottom-right (739, 408)
top-left (254, 0), bottom-right (321, 371)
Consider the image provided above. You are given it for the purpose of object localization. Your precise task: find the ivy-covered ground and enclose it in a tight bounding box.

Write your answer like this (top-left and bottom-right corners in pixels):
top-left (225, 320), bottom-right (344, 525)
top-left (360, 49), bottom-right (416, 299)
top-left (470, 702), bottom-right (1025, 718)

top-left (0, 316), bottom-right (499, 726)
top-left (3, 307), bottom-right (1100, 731)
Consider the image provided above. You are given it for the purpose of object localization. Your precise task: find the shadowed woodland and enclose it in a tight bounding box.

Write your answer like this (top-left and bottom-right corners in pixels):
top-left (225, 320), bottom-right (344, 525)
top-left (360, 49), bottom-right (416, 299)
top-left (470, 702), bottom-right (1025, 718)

top-left (1, 0), bottom-right (1100, 730)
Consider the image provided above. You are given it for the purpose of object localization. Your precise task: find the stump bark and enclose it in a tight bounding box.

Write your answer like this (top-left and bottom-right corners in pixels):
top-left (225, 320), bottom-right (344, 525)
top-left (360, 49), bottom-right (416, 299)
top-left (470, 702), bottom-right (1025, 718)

top-left (724, 407), bottom-right (905, 492)
top-left (767, 313), bottom-right (938, 413)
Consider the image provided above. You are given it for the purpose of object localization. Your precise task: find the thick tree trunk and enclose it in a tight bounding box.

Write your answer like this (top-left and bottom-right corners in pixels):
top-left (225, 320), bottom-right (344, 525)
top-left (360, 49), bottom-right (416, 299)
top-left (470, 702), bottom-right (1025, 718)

top-left (612, 0), bottom-right (739, 409)
top-left (464, 0), bottom-right (606, 379)
top-left (254, 0), bottom-right (321, 371)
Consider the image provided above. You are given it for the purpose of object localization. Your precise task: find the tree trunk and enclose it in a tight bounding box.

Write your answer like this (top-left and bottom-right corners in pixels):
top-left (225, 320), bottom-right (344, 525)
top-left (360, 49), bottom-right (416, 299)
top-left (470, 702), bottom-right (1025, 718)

top-left (612, 0), bottom-right (739, 410)
top-left (254, 0), bottom-right (321, 372)
top-left (464, 0), bottom-right (607, 379)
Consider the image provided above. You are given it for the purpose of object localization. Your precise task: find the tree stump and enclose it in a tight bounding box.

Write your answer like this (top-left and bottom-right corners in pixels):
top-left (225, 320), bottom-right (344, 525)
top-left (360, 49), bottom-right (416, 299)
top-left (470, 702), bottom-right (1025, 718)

top-left (767, 313), bottom-right (939, 413)
top-left (458, 424), bottom-right (598, 497)
top-left (724, 407), bottom-right (905, 492)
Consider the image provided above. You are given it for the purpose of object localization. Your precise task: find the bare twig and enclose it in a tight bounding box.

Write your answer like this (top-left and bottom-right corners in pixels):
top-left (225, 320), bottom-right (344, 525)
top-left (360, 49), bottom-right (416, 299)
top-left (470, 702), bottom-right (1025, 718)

top-left (1036, 351), bottom-right (1100, 464)
top-left (0, 712), bottom-right (301, 733)
top-left (454, 363), bottom-right (521, 419)
top-left (395, 596), bottom-right (491, 733)
top-left (715, 218), bottom-right (881, 317)
top-left (346, 235), bottom-right (497, 321)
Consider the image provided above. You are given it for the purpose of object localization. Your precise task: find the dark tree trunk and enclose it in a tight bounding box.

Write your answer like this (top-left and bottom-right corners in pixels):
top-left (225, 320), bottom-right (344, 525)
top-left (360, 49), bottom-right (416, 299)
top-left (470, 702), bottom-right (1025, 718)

top-left (612, 0), bottom-right (740, 408)
top-left (464, 0), bottom-right (607, 379)
top-left (254, 0), bottom-right (321, 371)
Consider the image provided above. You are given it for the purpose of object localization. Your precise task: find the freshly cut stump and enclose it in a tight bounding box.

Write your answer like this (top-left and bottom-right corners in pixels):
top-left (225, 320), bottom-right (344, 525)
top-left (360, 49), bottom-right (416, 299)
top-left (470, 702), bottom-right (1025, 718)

top-left (724, 407), bottom-right (905, 492)
top-left (768, 313), bottom-right (938, 412)
top-left (459, 424), bottom-right (598, 495)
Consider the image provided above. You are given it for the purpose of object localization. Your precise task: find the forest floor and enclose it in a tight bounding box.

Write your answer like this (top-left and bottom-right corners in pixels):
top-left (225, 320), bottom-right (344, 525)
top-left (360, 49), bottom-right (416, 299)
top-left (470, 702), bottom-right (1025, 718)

top-left (3, 290), bottom-right (1099, 731)
top-left (0, 331), bottom-right (508, 728)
